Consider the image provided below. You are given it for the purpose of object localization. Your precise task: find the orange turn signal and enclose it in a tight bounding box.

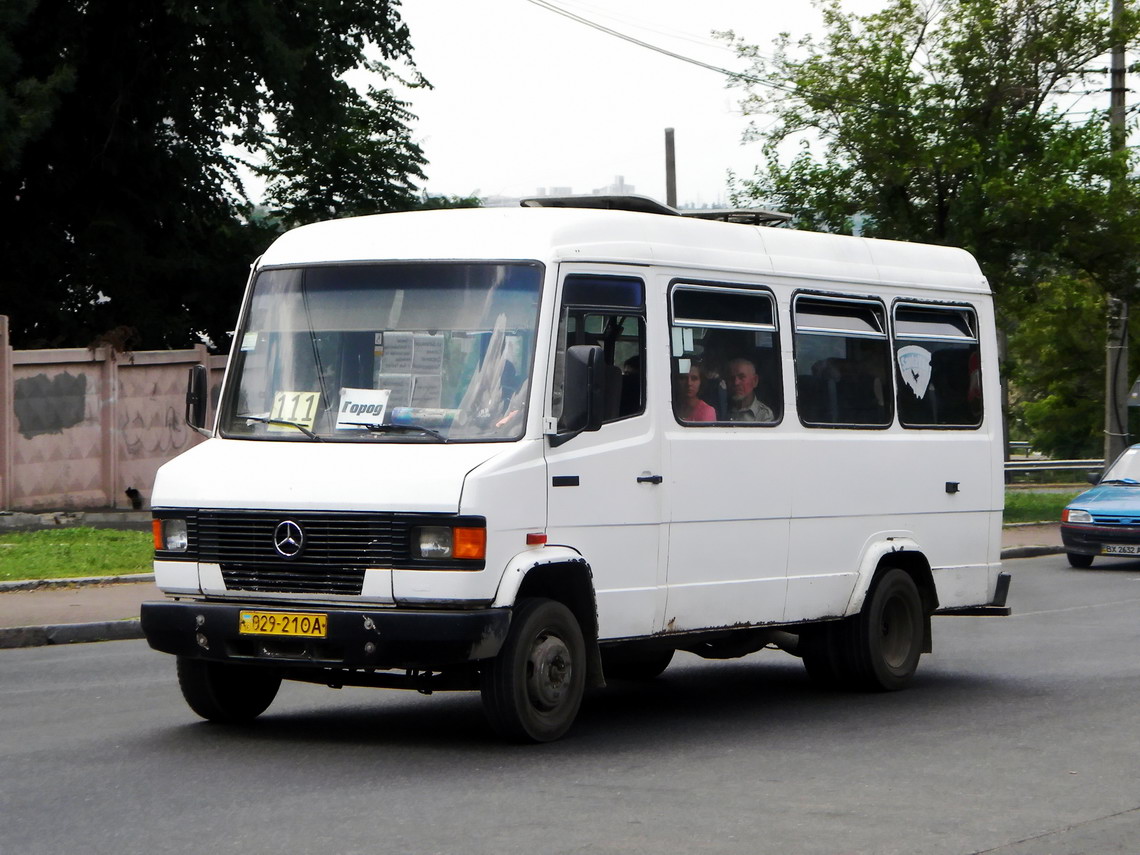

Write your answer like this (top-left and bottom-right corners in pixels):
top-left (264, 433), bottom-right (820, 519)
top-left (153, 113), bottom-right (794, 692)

top-left (453, 527), bottom-right (487, 560)
top-left (152, 519), bottom-right (163, 551)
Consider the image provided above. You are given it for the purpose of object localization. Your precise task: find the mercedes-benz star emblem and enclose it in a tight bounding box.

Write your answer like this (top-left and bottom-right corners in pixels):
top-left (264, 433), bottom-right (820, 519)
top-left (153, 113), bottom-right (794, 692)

top-left (273, 520), bottom-right (304, 559)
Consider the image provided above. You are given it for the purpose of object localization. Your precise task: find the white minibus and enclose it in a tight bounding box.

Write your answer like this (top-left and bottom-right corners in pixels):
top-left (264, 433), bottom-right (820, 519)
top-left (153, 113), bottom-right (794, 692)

top-left (142, 197), bottom-right (1010, 742)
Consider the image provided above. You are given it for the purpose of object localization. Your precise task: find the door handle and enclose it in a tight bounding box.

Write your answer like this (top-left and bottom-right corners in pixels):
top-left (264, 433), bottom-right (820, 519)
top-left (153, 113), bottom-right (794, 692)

top-left (637, 474), bottom-right (663, 484)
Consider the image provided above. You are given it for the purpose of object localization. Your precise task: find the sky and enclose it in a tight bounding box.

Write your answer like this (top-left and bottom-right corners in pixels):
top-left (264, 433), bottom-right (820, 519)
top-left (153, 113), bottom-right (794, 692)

top-left (396, 0), bottom-right (884, 207)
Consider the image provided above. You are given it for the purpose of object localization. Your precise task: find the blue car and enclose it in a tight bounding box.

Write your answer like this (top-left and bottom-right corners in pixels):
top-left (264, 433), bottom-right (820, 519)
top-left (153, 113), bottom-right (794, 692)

top-left (1061, 445), bottom-right (1140, 568)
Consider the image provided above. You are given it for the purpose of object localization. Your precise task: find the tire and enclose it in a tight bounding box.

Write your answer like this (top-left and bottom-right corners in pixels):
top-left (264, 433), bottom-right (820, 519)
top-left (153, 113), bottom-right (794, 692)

top-left (480, 598), bottom-right (586, 743)
top-left (841, 567), bottom-right (925, 691)
top-left (176, 657), bottom-right (282, 723)
top-left (601, 646), bottom-right (674, 681)
top-left (1067, 552), bottom-right (1095, 568)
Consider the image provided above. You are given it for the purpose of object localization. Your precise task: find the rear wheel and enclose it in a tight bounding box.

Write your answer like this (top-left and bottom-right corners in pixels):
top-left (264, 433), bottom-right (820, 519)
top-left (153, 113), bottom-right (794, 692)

top-left (1067, 552), bottom-right (1095, 568)
top-left (480, 598), bottom-right (586, 743)
top-left (176, 657), bottom-right (282, 723)
top-left (803, 567), bottom-right (925, 692)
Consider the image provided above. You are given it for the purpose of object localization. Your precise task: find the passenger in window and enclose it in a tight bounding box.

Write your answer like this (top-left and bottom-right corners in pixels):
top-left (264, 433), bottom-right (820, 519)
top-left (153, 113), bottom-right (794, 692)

top-left (674, 362), bottom-right (716, 422)
top-left (727, 357), bottom-right (775, 422)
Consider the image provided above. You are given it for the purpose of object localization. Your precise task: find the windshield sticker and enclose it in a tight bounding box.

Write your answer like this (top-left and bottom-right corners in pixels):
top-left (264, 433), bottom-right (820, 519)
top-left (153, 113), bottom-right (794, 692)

top-left (375, 374), bottom-right (413, 408)
top-left (381, 332), bottom-right (414, 371)
top-left (897, 346), bottom-right (933, 400)
top-left (336, 388), bottom-right (391, 429)
top-left (269, 391), bottom-right (319, 431)
top-left (410, 374), bottom-right (443, 408)
top-left (241, 332), bottom-right (259, 352)
top-left (412, 333), bottom-right (446, 372)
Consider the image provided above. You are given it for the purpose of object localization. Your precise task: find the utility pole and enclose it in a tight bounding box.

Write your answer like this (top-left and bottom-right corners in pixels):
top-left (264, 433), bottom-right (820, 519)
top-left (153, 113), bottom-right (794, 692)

top-left (1105, 0), bottom-right (1129, 465)
top-left (664, 128), bottom-right (677, 208)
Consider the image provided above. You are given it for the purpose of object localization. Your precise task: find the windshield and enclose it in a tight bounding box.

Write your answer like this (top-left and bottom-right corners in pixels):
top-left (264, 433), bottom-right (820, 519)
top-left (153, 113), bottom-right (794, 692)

top-left (220, 263), bottom-right (543, 442)
top-left (1102, 447), bottom-right (1140, 482)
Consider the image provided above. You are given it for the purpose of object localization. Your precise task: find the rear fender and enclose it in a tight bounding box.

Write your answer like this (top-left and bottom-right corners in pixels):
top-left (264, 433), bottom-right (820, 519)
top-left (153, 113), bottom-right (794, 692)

top-left (846, 535), bottom-right (924, 616)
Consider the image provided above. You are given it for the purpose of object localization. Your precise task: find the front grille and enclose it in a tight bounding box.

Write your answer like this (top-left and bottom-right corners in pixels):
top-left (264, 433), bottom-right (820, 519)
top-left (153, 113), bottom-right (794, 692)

top-left (196, 511), bottom-right (410, 596)
top-left (219, 563), bottom-right (367, 595)
top-left (1091, 514), bottom-right (1140, 526)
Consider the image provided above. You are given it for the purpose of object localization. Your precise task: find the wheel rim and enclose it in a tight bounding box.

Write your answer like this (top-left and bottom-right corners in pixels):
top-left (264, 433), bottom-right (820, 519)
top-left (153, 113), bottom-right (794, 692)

top-left (525, 631), bottom-right (573, 712)
top-left (879, 593), bottom-right (917, 671)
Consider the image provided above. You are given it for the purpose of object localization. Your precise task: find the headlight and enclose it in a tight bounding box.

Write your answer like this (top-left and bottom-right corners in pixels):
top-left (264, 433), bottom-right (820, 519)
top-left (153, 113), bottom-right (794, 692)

top-left (1063, 508), bottom-right (1093, 524)
top-left (153, 518), bottom-right (189, 551)
top-left (414, 526), bottom-right (453, 558)
top-left (412, 525), bottom-right (486, 560)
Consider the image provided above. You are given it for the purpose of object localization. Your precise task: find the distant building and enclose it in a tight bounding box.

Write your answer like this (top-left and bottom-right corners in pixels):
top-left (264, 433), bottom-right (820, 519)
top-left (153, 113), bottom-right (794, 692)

top-left (483, 178), bottom-right (637, 209)
top-left (592, 175), bottom-right (635, 196)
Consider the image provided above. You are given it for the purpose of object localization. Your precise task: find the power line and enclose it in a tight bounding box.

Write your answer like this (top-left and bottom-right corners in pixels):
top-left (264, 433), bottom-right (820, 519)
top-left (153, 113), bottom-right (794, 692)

top-left (522, 0), bottom-right (1132, 129)
top-left (521, 0), bottom-right (795, 94)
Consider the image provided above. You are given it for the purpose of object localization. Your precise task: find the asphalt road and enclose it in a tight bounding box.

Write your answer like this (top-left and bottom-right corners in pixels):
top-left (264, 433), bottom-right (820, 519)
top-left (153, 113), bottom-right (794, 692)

top-left (2, 553), bottom-right (1138, 855)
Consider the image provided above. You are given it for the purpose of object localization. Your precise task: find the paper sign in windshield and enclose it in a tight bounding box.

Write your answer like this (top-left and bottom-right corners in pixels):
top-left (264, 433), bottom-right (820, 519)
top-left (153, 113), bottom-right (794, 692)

top-left (269, 391), bottom-right (319, 431)
top-left (336, 388), bottom-right (391, 429)
top-left (897, 345), bottom-right (932, 400)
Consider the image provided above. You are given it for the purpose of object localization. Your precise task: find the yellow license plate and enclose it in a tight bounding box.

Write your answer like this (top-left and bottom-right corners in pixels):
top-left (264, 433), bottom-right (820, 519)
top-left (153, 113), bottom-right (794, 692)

top-left (238, 610), bottom-right (328, 638)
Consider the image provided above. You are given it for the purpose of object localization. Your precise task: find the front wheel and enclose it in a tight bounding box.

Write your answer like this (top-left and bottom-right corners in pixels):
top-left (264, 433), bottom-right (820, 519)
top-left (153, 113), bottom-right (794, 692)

top-left (176, 657), bottom-right (282, 723)
top-left (480, 598), bottom-right (586, 743)
top-left (1067, 552), bottom-right (1095, 568)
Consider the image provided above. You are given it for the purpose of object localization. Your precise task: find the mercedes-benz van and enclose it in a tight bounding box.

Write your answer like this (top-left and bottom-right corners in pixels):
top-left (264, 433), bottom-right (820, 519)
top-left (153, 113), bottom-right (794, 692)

top-left (141, 197), bottom-right (1010, 742)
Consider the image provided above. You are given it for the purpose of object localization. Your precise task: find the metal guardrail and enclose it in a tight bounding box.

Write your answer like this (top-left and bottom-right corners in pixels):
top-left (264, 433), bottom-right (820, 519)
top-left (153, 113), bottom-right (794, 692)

top-left (1004, 458), bottom-right (1102, 473)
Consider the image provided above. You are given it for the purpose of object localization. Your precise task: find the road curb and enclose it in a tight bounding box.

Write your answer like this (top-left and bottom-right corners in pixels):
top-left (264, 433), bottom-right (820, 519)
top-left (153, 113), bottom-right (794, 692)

top-left (1001, 545), bottom-right (1064, 559)
top-left (0, 619), bottom-right (143, 649)
top-left (0, 573), bottom-right (155, 593)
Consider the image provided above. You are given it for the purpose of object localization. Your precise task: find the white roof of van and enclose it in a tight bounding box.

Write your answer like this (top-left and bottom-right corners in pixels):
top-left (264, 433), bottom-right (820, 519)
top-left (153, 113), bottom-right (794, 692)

top-left (258, 207), bottom-right (989, 295)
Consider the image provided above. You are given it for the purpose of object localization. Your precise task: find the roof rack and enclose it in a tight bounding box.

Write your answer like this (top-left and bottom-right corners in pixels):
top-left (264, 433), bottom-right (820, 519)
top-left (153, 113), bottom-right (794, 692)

top-left (520, 194), bottom-right (679, 216)
top-left (520, 194), bottom-right (791, 226)
top-left (681, 208), bottom-right (792, 226)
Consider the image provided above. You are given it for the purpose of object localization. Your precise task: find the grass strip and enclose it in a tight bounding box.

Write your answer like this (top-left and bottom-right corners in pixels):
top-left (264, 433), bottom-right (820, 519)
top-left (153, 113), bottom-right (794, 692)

top-left (1003, 490), bottom-right (1083, 524)
top-left (0, 527), bottom-right (152, 582)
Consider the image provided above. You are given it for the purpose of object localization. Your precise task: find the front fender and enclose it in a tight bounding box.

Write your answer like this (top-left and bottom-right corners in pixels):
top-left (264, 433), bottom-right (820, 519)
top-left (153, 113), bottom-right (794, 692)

top-left (491, 545), bottom-right (588, 608)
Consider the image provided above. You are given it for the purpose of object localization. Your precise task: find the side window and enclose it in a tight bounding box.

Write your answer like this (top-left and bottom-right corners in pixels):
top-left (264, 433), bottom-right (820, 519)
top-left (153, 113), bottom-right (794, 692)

top-left (893, 303), bottom-right (982, 428)
top-left (793, 296), bottom-right (892, 427)
top-left (553, 275), bottom-right (645, 430)
top-left (669, 283), bottom-right (781, 425)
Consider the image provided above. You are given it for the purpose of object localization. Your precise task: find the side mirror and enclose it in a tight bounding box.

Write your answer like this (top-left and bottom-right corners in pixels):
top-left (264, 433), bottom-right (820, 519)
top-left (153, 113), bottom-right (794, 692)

top-left (1087, 470), bottom-right (1102, 485)
top-left (185, 364), bottom-right (211, 435)
top-left (550, 345), bottom-right (604, 446)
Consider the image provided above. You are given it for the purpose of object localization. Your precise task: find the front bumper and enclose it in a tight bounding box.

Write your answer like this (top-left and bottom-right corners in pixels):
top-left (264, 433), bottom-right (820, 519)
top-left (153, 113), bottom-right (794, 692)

top-left (141, 600), bottom-right (510, 670)
top-left (1061, 523), bottom-right (1140, 555)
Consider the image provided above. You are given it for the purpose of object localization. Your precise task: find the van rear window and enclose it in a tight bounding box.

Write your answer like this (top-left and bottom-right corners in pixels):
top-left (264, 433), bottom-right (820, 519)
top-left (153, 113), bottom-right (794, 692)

top-left (892, 303), bottom-right (982, 428)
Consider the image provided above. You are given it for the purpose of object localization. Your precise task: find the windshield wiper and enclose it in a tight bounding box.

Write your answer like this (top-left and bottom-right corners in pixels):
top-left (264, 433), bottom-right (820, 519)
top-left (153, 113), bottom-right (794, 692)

top-left (342, 422), bottom-right (448, 442)
top-left (237, 414), bottom-right (322, 441)
top-left (1100, 477), bottom-right (1139, 485)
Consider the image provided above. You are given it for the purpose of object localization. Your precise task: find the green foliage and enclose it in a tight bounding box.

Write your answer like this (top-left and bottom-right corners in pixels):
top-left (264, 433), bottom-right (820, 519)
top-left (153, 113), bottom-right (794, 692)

top-left (0, 1), bottom-right (429, 351)
top-left (721, 0), bottom-right (1140, 457)
top-left (1007, 275), bottom-right (1103, 456)
top-left (0, 527), bottom-right (152, 581)
top-left (723, 0), bottom-right (1140, 302)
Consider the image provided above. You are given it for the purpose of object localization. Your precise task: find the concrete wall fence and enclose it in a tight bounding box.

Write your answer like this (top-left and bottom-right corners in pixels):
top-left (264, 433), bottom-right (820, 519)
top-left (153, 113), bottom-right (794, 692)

top-left (0, 315), bottom-right (225, 511)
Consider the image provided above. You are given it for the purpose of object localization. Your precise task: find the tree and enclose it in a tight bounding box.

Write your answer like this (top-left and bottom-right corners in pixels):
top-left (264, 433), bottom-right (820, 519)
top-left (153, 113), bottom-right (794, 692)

top-left (722, 0), bottom-right (1140, 456)
top-left (0, 1), bottom-right (428, 351)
